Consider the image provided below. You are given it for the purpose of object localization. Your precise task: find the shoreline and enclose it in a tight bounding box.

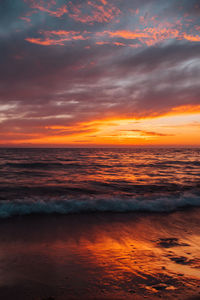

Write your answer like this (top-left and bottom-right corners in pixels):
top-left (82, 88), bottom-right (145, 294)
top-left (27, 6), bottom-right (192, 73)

top-left (0, 208), bottom-right (199, 299)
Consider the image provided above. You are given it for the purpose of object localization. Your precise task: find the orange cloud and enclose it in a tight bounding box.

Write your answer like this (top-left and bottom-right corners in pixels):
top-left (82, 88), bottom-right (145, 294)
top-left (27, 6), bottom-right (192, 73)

top-left (121, 130), bottom-right (173, 137)
top-left (183, 34), bottom-right (200, 42)
top-left (68, 0), bottom-right (120, 24)
top-left (24, 0), bottom-right (68, 17)
top-left (20, 16), bottom-right (31, 23)
top-left (24, 11), bottom-right (200, 48)
top-left (33, 4), bottom-right (67, 17)
top-left (25, 37), bottom-right (67, 46)
top-left (99, 27), bottom-right (180, 46)
top-left (96, 41), bottom-right (109, 45)
top-left (26, 30), bottom-right (89, 45)
top-left (170, 104), bottom-right (200, 114)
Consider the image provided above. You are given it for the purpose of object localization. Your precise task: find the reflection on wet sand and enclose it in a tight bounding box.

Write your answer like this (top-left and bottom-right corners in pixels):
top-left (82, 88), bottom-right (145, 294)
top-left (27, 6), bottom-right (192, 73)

top-left (0, 210), bottom-right (199, 300)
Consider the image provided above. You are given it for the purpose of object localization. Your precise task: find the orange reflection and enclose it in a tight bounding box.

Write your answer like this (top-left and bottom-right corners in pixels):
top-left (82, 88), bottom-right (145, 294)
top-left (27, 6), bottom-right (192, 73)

top-left (1, 212), bottom-right (200, 299)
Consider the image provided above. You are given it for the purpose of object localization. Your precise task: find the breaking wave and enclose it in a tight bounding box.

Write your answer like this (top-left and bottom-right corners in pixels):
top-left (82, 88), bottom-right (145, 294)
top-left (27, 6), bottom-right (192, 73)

top-left (0, 193), bottom-right (199, 218)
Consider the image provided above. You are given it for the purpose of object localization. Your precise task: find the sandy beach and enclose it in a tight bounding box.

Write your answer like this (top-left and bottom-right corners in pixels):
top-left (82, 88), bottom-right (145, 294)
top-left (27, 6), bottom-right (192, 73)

top-left (0, 208), bottom-right (199, 300)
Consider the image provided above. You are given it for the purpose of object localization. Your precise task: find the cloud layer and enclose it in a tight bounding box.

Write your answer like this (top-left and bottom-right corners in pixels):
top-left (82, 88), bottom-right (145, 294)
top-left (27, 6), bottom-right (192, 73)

top-left (0, 0), bottom-right (200, 145)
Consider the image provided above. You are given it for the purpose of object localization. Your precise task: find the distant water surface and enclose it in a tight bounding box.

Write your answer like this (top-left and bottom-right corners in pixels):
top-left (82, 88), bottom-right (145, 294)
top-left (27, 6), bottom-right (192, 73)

top-left (0, 148), bottom-right (200, 217)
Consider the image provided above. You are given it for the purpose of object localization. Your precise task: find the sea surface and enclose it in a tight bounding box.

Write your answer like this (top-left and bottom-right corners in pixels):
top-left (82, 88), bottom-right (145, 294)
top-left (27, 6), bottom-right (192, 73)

top-left (0, 148), bottom-right (200, 218)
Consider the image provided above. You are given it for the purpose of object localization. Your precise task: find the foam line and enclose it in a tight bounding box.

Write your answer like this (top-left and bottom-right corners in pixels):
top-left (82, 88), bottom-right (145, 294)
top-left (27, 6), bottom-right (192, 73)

top-left (0, 193), bottom-right (199, 218)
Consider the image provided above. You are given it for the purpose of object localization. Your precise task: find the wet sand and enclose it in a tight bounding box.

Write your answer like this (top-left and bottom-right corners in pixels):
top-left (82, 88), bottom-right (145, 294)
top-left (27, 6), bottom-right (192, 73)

top-left (0, 209), bottom-right (200, 300)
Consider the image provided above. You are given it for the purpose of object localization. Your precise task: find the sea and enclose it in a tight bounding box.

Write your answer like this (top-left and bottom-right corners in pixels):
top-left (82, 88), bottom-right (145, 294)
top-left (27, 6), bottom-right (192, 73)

top-left (0, 148), bottom-right (200, 218)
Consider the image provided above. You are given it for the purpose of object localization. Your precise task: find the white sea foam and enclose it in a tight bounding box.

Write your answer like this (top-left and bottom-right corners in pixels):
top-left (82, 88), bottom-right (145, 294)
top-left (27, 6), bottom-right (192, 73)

top-left (0, 193), bottom-right (199, 218)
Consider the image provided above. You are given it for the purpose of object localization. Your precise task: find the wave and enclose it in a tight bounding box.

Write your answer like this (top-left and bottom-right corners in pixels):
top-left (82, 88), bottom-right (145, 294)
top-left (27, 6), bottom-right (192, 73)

top-left (0, 193), bottom-right (199, 218)
top-left (5, 162), bottom-right (64, 169)
top-left (4, 162), bottom-right (111, 169)
top-left (4, 160), bottom-right (200, 171)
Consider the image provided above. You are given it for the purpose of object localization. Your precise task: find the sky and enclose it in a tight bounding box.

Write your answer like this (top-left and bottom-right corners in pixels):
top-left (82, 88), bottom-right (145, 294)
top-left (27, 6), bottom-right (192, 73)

top-left (0, 0), bottom-right (200, 147)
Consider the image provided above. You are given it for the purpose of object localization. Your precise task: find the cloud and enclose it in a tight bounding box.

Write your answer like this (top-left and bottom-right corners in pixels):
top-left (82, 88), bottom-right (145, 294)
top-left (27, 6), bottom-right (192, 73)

top-left (1, 0), bottom-right (200, 144)
top-left (25, 0), bottom-right (68, 18)
top-left (26, 30), bottom-right (89, 45)
top-left (121, 130), bottom-right (173, 137)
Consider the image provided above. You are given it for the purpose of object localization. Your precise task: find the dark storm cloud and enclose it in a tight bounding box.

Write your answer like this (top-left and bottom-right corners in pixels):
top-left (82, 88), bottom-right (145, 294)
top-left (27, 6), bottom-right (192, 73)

top-left (0, 0), bottom-right (200, 142)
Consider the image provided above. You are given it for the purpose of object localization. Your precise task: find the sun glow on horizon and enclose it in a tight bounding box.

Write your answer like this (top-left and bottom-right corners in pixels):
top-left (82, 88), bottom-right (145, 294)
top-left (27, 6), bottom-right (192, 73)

top-left (1, 108), bottom-right (200, 147)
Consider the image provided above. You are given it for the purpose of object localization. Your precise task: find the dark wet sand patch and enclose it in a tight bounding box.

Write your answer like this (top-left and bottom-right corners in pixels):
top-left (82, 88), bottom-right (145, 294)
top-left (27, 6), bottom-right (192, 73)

top-left (156, 238), bottom-right (190, 248)
top-left (169, 256), bottom-right (193, 265)
top-left (165, 254), bottom-right (200, 266)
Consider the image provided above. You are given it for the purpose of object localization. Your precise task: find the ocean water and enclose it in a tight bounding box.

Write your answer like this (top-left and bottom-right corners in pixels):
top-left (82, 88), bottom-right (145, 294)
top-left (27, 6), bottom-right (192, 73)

top-left (0, 148), bottom-right (200, 218)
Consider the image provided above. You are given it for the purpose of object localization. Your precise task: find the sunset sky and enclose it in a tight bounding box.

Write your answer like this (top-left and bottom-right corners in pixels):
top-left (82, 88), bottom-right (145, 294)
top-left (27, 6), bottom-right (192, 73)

top-left (1, 0), bottom-right (200, 147)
